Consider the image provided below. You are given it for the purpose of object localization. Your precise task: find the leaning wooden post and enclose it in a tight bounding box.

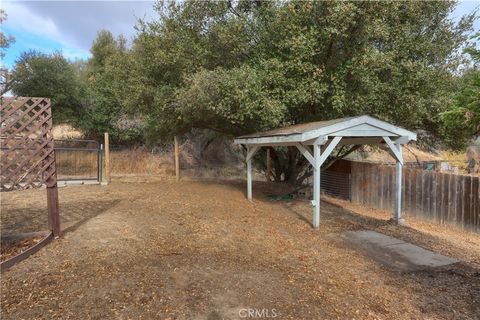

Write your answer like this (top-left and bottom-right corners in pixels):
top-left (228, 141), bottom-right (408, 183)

top-left (104, 132), bottom-right (110, 184)
top-left (174, 135), bottom-right (180, 181)
top-left (266, 148), bottom-right (271, 182)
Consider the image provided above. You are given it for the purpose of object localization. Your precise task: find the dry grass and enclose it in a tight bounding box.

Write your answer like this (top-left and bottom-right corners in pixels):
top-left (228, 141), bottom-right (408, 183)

top-left (322, 194), bottom-right (480, 267)
top-left (442, 151), bottom-right (468, 172)
top-left (346, 144), bottom-right (442, 164)
top-left (56, 150), bottom-right (98, 179)
top-left (55, 150), bottom-right (175, 178)
top-left (1, 179), bottom-right (479, 319)
top-left (55, 148), bottom-right (249, 181)
top-left (52, 124), bottom-right (83, 140)
top-left (111, 150), bottom-right (175, 176)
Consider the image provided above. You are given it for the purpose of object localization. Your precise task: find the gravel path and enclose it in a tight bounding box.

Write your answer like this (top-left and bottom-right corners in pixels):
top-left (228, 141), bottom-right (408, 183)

top-left (1, 179), bottom-right (479, 319)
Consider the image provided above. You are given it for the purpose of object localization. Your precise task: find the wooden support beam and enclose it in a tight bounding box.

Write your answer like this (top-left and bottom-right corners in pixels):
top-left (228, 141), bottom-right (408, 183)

top-left (104, 132), bottom-right (110, 184)
top-left (295, 143), bottom-right (315, 167)
top-left (246, 145), bottom-right (259, 200)
top-left (247, 156), bottom-right (253, 200)
top-left (392, 136), bottom-right (411, 145)
top-left (394, 144), bottom-right (405, 225)
top-left (318, 136), bottom-right (342, 167)
top-left (303, 136), bottom-right (328, 146)
top-left (336, 137), bottom-right (384, 146)
top-left (174, 136), bottom-right (180, 181)
top-left (246, 145), bottom-right (259, 162)
top-left (383, 136), bottom-right (403, 164)
top-left (313, 143), bottom-right (321, 229)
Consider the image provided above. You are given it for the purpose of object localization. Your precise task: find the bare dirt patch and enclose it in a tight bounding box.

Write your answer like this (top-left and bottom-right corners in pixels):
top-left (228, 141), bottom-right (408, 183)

top-left (1, 179), bottom-right (479, 319)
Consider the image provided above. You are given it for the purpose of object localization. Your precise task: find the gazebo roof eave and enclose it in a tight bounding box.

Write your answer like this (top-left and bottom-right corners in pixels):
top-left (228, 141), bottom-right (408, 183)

top-left (234, 115), bottom-right (417, 146)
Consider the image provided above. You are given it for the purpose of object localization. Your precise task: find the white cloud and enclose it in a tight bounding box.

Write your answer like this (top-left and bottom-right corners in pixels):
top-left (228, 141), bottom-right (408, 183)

top-left (2, 1), bottom-right (156, 53)
top-left (3, 1), bottom-right (156, 50)
top-left (3, 2), bottom-right (65, 44)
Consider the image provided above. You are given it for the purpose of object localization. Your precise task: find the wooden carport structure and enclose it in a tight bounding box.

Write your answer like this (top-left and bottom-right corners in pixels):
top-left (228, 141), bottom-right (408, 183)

top-left (234, 115), bottom-right (417, 229)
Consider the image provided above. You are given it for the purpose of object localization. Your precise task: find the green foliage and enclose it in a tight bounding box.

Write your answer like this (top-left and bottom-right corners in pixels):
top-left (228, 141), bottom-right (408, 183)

top-left (5, 1), bottom-right (478, 168)
top-left (464, 32), bottom-right (480, 66)
top-left (175, 66), bottom-right (285, 135)
top-left (9, 50), bottom-right (84, 122)
top-left (79, 30), bottom-right (142, 142)
top-left (441, 32), bottom-right (480, 149)
top-left (1, 9), bottom-right (16, 94)
top-left (0, 9), bottom-right (15, 60)
top-left (123, 0), bottom-right (474, 141)
top-left (443, 71), bottom-right (480, 148)
top-left (111, 0), bottom-right (475, 182)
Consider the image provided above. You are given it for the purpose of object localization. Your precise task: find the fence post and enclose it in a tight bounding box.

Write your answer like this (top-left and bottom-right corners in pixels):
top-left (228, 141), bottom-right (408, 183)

top-left (47, 185), bottom-right (60, 237)
top-left (104, 133), bottom-right (110, 184)
top-left (174, 136), bottom-right (180, 181)
top-left (99, 143), bottom-right (103, 183)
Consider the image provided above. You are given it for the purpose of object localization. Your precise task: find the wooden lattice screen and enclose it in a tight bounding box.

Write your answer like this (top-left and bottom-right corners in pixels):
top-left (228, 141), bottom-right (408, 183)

top-left (1, 96), bottom-right (60, 236)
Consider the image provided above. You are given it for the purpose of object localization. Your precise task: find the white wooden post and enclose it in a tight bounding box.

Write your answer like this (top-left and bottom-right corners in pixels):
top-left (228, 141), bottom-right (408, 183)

top-left (313, 143), bottom-right (321, 229)
top-left (384, 137), bottom-right (405, 226)
top-left (246, 145), bottom-right (259, 201)
top-left (247, 154), bottom-right (253, 201)
top-left (395, 144), bottom-right (405, 225)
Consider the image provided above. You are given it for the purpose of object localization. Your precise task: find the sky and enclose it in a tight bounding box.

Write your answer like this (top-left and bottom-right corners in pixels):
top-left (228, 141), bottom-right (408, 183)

top-left (1, 0), bottom-right (157, 68)
top-left (1, 0), bottom-right (479, 69)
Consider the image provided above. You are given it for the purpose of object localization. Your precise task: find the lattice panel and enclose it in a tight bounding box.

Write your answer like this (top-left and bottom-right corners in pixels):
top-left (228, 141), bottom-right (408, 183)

top-left (1, 96), bottom-right (57, 191)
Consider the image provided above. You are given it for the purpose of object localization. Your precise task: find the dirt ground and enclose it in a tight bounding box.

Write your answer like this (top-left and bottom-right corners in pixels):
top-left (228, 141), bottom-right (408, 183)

top-left (1, 177), bottom-right (479, 320)
top-left (1, 235), bottom-right (45, 262)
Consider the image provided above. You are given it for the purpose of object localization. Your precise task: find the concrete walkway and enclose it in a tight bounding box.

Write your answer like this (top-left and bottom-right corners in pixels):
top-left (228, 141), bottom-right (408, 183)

top-left (342, 230), bottom-right (459, 271)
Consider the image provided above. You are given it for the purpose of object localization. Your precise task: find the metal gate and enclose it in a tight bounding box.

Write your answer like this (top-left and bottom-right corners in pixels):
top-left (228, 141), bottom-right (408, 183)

top-left (55, 139), bottom-right (102, 184)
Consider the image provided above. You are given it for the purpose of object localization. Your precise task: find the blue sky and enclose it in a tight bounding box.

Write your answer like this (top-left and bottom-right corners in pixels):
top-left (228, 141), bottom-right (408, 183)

top-left (1, 0), bottom-right (479, 69)
top-left (1, 0), bottom-right (156, 68)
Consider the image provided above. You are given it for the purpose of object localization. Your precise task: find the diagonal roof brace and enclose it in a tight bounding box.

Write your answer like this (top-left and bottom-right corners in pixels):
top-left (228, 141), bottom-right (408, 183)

top-left (383, 136), bottom-right (404, 164)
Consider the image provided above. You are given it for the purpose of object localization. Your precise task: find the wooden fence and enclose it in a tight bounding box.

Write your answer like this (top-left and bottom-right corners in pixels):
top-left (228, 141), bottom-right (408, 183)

top-left (0, 96), bottom-right (60, 236)
top-left (350, 162), bottom-right (479, 232)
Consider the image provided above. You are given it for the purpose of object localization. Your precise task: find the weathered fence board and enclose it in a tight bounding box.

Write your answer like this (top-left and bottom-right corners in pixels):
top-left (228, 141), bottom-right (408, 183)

top-left (350, 162), bottom-right (479, 232)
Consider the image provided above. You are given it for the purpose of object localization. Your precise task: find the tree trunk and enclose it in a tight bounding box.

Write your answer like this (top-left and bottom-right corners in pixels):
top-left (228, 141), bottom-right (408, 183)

top-left (285, 146), bottom-right (300, 186)
top-left (267, 147), bottom-right (284, 182)
top-left (265, 145), bottom-right (360, 187)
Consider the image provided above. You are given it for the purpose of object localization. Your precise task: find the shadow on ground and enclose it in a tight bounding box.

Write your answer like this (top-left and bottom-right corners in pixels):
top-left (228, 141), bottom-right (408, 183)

top-left (1, 179), bottom-right (479, 319)
top-left (60, 199), bottom-right (122, 234)
top-left (1, 199), bottom-right (121, 236)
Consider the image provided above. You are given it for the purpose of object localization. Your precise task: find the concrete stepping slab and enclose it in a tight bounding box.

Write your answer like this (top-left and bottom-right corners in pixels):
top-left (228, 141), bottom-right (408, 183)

top-left (342, 230), bottom-right (459, 271)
